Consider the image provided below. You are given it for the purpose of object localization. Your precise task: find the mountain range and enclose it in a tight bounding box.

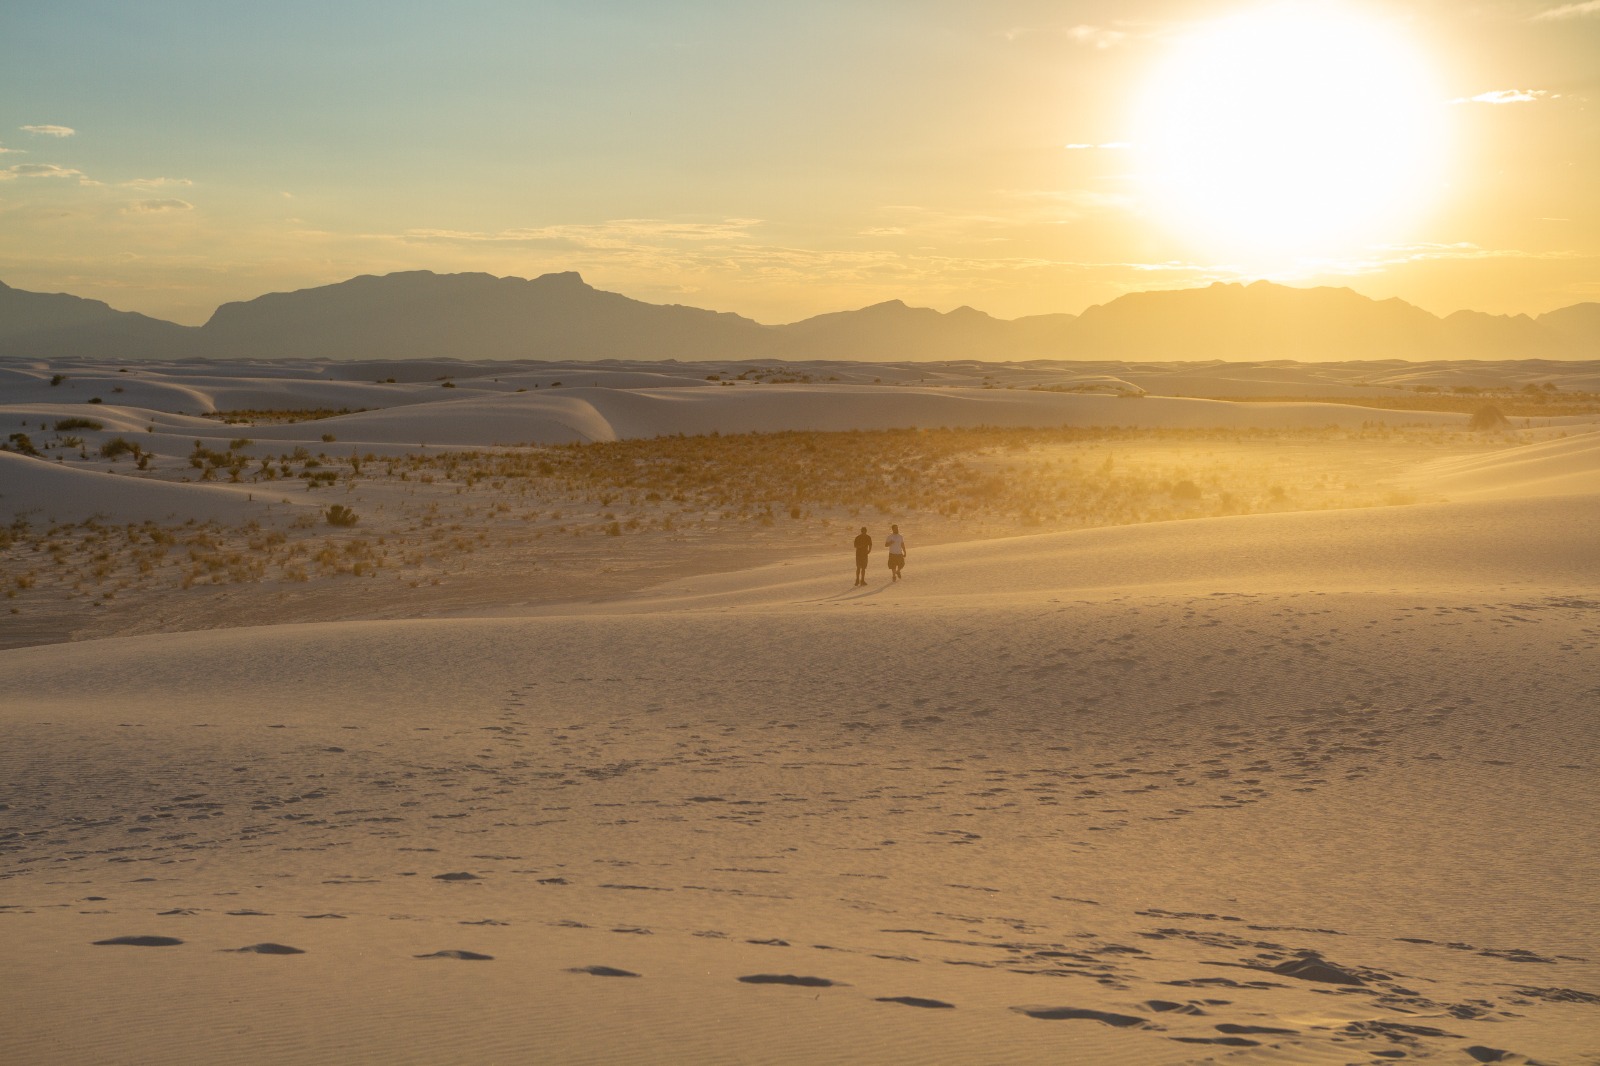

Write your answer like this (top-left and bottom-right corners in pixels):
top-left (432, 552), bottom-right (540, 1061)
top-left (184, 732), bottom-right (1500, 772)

top-left (1, 270), bottom-right (1596, 362)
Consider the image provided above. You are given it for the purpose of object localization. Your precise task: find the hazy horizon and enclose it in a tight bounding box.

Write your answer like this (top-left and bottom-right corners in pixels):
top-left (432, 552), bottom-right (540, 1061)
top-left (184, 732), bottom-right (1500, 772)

top-left (3, 1), bottom-right (1598, 327)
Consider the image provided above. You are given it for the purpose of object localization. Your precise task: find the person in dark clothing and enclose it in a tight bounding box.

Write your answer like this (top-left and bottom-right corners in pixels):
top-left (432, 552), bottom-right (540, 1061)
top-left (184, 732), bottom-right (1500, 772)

top-left (853, 527), bottom-right (872, 586)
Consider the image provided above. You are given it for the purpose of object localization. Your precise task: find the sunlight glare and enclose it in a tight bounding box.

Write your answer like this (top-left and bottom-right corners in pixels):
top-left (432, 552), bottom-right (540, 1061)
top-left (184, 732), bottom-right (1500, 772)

top-left (1132, 3), bottom-right (1446, 259)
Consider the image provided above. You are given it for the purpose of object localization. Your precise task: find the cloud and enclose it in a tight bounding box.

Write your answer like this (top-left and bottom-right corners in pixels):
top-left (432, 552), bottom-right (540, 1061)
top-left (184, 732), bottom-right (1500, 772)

top-left (123, 198), bottom-right (194, 214)
top-left (124, 177), bottom-right (193, 188)
top-left (1375, 242), bottom-right (1589, 262)
top-left (400, 218), bottom-right (763, 249)
top-left (1000, 21), bottom-right (1145, 48)
top-left (0, 163), bottom-right (84, 181)
top-left (1532, 0), bottom-right (1600, 19)
top-left (1068, 24), bottom-right (1128, 49)
top-left (1004, 188), bottom-right (1136, 214)
top-left (1451, 89), bottom-right (1551, 105)
top-left (0, 143), bottom-right (23, 155)
top-left (20, 125), bottom-right (75, 137)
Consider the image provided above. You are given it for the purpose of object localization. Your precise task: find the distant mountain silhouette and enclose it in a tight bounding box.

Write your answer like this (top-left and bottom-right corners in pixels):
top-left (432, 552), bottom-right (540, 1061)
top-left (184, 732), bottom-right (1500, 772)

top-left (199, 270), bottom-right (769, 360)
top-left (1538, 301), bottom-right (1600, 351)
top-left (0, 271), bottom-right (1594, 362)
top-left (1070, 282), bottom-right (1442, 360)
top-left (0, 280), bottom-right (195, 359)
top-left (774, 300), bottom-right (1025, 360)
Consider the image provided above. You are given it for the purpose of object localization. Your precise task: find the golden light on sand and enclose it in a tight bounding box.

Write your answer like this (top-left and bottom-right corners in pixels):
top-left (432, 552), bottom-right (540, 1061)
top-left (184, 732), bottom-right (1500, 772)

top-left (1133, 3), bottom-right (1446, 258)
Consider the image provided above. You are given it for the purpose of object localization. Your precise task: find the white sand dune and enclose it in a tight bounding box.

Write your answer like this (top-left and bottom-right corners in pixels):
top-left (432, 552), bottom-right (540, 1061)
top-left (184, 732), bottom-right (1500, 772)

top-left (0, 402), bottom-right (228, 436)
top-left (3, 477), bottom-right (1597, 1064)
top-left (623, 491), bottom-right (1597, 615)
top-left (1412, 426), bottom-right (1600, 498)
top-left (2, 358), bottom-right (1597, 1064)
top-left (0, 450), bottom-right (312, 525)
top-left (236, 385), bottom-right (1474, 450)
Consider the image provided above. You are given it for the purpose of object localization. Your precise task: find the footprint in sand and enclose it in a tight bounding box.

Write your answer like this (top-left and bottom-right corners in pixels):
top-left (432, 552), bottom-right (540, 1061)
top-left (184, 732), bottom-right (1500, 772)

top-left (1268, 955), bottom-right (1365, 985)
top-left (1171, 1036), bottom-right (1261, 1047)
top-left (1465, 1047), bottom-right (1545, 1065)
top-left (1010, 1006), bottom-right (1149, 1028)
top-left (226, 943), bottom-right (305, 955)
top-left (94, 935), bottom-right (183, 947)
top-left (737, 974), bottom-right (841, 988)
top-left (415, 950), bottom-right (494, 960)
top-left (568, 966), bottom-right (640, 978)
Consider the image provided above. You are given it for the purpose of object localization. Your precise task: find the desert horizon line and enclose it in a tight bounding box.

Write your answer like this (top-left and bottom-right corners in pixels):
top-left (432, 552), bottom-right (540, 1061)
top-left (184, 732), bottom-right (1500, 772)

top-left (6, 269), bottom-right (1597, 332)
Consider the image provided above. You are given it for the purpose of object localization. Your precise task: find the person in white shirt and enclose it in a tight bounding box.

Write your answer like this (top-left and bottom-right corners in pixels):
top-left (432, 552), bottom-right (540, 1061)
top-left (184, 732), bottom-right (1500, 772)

top-left (885, 524), bottom-right (906, 581)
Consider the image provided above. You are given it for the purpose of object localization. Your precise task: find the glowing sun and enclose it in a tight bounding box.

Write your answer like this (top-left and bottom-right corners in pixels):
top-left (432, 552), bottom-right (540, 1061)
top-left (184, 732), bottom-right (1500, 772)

top-left (1133, 3), bottom-right (1446, 257)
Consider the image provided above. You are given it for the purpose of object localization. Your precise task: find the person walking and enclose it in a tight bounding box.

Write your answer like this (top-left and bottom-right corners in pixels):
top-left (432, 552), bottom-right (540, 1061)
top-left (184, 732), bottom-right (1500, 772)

top-left (885, 524), bottom-right (906, 581)
top-left (853, 527), bottom-right (873, 586)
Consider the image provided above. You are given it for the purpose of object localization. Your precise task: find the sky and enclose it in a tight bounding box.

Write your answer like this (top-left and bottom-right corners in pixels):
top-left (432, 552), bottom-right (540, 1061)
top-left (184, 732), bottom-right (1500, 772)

top-left (1, 0), bottom-right (1597, 326)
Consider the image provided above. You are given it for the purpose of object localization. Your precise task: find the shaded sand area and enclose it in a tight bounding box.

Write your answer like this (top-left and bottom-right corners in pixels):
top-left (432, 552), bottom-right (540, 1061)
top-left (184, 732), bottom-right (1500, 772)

top-left (2, 358), bottom-right (1598, 1064)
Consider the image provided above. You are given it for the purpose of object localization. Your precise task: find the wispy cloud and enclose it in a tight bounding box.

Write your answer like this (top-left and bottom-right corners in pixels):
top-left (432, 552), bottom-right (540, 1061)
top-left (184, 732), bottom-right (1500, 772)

top-left (123, 198), bottom-right (194, 214)
top-left (1003, 188), bottom-right (1136, 215)
top-left (20, 124), bottom-right (75, 137)
top-left (1000, 21), bottom-right (1145, 48)
top-left (0, 143), bottom-right (23, 155)
top-left (1293, 242), bottom-right (1596, 280)
top-left (1067, 24), bottom-right (1128, 49)
top-left (1532, 0), bottom-right (1600, 19)
top-left (401, 218), bottom-right (763, 249)
top-left (124, 176), bottom-right (193, 188)
top-left (1451, 89), bottom-right (1551, 105)
top-left (1371, 241), bottom-right (1590, 263)
top-left (0, 163), bottom-right (84, 181)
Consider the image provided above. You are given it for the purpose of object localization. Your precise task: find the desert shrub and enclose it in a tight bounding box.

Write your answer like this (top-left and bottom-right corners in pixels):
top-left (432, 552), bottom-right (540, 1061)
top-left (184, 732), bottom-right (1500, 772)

top-left (88, 397), bottom-right (103, 404)
top-left (1468, 404), bottom-right (1509, 431)
top-left (99, 437), bottom-right (141, 461)
top-left (1170, 479), bottom-right (1202, 500)
top-left (325, 504), bottom-right (360, 527)
top-left (55, 418), bottom-right (103, 432)
top-left (321, 433), bottom-right (336, 442)
top-left (5, 433), bottom-right (41, 457)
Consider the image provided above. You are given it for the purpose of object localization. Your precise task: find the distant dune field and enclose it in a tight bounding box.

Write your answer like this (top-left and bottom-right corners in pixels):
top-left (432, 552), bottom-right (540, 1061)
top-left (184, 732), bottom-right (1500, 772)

top-left (2, 358), bottom-right (1597, 1064)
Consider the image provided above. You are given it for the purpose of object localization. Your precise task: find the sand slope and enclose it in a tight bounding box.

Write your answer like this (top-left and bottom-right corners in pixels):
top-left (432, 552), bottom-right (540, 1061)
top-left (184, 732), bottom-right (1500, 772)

top-left (0, 450), bottom-right (311, 525)
top-left (223, 386), bottom-right (1478, 449)
top-left (1412, 427), bottom-right (1600, 499)
top-left (2, 472), bottom-right (1596, 1063)
top-left (3, 359), bottom-right (1596, 1063)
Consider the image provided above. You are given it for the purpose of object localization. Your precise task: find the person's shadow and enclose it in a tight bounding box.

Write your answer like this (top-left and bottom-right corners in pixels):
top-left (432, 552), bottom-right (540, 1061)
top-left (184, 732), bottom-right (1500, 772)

top-left (825, 581), bottom-right (890, 603)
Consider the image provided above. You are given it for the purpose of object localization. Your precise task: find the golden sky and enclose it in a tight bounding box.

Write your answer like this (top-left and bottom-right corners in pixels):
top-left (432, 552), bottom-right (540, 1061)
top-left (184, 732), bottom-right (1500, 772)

top-left (2, 0), bottom-right (1597, 325)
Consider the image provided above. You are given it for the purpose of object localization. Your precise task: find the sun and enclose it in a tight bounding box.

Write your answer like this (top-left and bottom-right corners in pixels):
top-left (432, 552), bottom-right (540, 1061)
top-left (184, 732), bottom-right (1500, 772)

top-left (1131, 3), bottom-right (1446, 260)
